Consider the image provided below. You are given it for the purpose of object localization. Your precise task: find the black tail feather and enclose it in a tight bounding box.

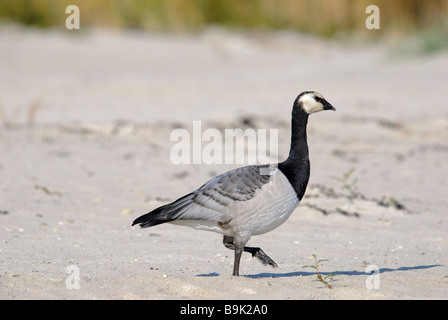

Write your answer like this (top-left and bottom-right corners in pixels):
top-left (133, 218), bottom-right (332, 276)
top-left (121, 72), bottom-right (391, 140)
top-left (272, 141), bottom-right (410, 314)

top-left (132, 192), bottom-right (195, 228)
top-left (132, 205), bottom-right (170, 228)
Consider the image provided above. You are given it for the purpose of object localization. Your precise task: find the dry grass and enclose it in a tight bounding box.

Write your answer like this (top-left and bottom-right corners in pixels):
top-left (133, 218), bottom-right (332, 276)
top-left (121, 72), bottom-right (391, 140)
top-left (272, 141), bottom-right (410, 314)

top-left (0, 0), bottom-right (447, 38)
top-left (0, 97), bottom-right (44, 129)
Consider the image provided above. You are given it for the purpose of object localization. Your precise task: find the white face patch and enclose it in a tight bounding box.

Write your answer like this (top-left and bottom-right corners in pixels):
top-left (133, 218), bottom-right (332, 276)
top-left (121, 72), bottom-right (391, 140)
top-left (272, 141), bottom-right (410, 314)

top-left (300, 92), bottom-right (325, 115)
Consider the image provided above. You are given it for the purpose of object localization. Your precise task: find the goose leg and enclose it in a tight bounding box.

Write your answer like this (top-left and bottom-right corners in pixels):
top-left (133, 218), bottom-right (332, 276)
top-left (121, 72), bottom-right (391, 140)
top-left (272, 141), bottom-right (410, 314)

top-left (223, 235), bottom-right (278, 274)
top-left (233, 246), bottom-right (243, 276)
top-left (243, 246), bottom-right (278, 268)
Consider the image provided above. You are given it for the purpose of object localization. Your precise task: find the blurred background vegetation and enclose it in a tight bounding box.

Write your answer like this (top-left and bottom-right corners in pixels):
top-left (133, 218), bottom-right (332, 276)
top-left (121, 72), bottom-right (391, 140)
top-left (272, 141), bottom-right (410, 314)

top-left (0, 0), bottom-right (447, 41)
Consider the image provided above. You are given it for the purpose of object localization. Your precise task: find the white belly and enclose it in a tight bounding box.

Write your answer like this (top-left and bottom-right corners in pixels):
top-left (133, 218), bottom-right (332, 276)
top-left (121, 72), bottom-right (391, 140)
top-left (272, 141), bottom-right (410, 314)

top-left (226, 170), bottom-right (300, 236)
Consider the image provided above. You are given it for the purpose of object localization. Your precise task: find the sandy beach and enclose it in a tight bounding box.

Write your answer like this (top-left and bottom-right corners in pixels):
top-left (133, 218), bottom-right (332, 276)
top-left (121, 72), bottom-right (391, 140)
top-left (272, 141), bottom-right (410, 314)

top-left (0, 26), bottom-right (447, 299)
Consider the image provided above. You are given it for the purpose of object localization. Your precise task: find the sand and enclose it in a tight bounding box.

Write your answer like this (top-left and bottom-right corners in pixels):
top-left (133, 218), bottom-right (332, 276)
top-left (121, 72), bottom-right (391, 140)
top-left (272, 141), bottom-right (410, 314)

top-left (0, 26), bottom-right (447, 300)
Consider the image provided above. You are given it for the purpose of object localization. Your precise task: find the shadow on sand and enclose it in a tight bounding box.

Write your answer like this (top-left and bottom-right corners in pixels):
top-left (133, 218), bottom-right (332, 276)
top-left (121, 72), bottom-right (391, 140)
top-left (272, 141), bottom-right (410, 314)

top-left (197, 264), bottom-right (445, 278)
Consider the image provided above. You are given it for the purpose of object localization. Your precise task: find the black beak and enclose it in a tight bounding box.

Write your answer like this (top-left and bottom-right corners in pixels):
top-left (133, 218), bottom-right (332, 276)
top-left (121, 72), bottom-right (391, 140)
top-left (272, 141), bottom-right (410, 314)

top-left (324, 101), bottom-right (336, 111)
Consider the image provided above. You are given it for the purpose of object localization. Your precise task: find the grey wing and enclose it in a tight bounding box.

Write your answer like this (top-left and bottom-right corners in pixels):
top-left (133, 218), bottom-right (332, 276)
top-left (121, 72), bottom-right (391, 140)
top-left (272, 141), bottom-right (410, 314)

top-left (168, 165), bottom-right (274, 222)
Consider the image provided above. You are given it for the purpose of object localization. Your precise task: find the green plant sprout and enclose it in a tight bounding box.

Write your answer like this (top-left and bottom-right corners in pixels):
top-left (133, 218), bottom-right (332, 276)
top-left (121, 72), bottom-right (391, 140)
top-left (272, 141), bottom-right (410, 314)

top-left (302, 254), bottom-right (335, 289)
top-left (331, 168), bottom-right (359, 199)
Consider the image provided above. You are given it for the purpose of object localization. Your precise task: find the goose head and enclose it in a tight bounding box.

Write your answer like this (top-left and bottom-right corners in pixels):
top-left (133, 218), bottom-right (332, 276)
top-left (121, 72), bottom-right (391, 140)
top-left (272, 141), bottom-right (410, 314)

top-left (295, 91), bottom-right (336, 115)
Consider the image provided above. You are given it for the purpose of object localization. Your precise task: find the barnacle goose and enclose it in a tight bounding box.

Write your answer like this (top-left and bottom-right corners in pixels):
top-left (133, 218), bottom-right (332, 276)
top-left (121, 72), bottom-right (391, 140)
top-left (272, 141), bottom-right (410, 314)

top-left (132, 91), bottom-right (335, 276)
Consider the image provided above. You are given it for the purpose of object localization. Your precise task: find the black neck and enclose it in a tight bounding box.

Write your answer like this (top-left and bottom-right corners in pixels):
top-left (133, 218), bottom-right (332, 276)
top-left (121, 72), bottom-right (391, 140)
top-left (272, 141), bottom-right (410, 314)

top-left (278, 107), bottom-right (310, 200)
